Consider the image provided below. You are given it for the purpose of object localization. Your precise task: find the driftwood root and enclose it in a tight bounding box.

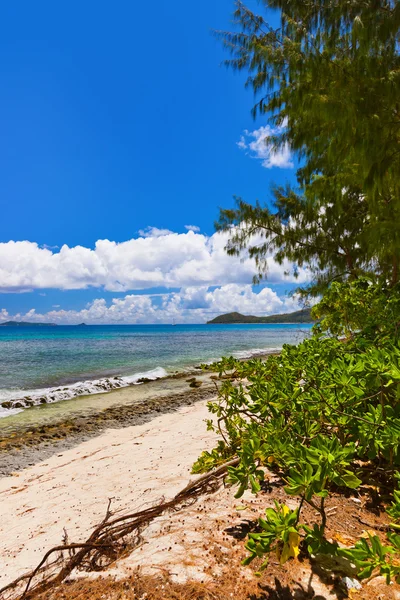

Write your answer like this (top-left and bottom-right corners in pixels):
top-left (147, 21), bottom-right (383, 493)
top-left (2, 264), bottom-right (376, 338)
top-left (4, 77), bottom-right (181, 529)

top-left (0, 458), bottom-right (239, 600)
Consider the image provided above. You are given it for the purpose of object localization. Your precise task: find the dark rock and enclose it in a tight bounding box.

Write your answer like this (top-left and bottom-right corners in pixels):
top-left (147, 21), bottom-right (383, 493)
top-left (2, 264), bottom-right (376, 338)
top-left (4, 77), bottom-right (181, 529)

top-left (189, 381), bottom-right (203, 388)
top-left (136, 377), bottom-right (152, 384)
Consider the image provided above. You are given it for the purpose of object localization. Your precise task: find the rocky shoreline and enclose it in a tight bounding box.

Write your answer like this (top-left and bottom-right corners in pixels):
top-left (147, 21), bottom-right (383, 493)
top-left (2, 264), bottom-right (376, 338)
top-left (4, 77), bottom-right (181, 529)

top-left (0, 367), bottom-right (174, 412)
top-left (0, 352), bottom-right (277, 477)
top-left (0, 380), bottom-right (216, 477)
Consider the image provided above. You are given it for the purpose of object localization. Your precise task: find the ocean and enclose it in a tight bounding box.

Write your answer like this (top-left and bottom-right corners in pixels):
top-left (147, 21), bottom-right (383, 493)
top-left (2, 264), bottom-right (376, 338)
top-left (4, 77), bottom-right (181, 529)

top-left (0, 323), bottom-right (312, 418)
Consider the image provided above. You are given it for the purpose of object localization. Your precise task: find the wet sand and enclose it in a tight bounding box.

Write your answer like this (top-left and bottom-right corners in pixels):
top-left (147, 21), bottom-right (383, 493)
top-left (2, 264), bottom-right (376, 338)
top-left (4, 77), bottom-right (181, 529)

top-left (0, 371), bottom-right (217, 476)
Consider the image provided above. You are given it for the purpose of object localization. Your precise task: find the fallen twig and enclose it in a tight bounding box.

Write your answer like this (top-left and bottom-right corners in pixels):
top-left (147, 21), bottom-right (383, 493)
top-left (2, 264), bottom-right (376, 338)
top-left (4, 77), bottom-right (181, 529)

top-left (0, 458), bottom-right (239, 600)
top-left (356, 516), bottom-right (391, 531)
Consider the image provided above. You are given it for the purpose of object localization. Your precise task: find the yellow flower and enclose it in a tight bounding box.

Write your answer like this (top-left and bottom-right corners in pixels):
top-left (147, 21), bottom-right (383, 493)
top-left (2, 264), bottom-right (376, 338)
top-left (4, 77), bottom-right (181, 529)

top-left (267, 455), bottom-right (275, 464)
top-left (281, 504), bottom-right (290, 516)
top-left (279, 532), bottom-right (301, 564)
top-left (288, 531), bottom-right (301, 559)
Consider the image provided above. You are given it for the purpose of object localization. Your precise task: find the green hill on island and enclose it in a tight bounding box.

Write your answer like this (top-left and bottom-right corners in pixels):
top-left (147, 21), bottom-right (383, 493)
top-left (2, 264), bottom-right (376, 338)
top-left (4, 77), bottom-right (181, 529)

top-left (0, 321), bottom-right (57, 327)
top-left (207, 308), bottom-right (314, 324)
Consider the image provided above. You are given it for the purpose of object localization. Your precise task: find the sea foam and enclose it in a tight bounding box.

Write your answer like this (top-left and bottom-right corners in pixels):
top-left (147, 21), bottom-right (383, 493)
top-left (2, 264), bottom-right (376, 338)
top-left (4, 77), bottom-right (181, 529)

top-left (0, 367), bottom-right (168, 417)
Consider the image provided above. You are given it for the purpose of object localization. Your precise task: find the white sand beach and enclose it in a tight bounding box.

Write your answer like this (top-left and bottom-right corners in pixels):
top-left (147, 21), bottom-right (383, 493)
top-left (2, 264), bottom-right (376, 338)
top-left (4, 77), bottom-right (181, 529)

top-left (0, 400), bottom-right (219, 587)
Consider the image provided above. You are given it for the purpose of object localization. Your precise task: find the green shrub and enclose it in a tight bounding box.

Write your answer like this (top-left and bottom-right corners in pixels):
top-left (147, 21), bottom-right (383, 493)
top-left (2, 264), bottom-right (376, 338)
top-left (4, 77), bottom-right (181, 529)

top-left (194, 280), bottom-right (400, 583)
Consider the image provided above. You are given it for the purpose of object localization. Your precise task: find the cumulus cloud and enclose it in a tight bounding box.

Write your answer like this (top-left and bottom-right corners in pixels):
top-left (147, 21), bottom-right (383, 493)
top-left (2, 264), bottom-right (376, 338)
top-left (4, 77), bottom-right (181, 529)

top-left (238, 124), bottom-right (293, 169)
top-left (0, 229), bottom-right (308, 293)
top-left (184, 225), bottom-right (200, 232)
top-left (0, 284), bottom-right (308, 325)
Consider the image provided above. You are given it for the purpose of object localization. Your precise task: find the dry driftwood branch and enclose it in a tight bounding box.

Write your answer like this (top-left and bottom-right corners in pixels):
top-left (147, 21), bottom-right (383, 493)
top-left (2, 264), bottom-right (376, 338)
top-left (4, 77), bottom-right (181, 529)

top-left (0, 458), bottom-right (239, 600)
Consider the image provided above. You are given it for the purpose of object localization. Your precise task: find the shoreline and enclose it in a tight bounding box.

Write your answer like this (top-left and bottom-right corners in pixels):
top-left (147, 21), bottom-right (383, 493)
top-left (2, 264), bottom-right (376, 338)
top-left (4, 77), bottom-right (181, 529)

top-left (0, 350), bottom-right (280, 477)
top-left (0, 347), bottom-right (282, 416)
top-left (0, 373), bottom-right (218, 477)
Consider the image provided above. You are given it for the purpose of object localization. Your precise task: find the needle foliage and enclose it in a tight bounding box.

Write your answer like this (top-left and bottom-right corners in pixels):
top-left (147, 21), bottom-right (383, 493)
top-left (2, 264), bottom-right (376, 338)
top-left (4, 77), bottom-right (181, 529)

top-left (216, 0), bottom-right (400, 295)
top-left (195, 0), bottom-right (400, 585)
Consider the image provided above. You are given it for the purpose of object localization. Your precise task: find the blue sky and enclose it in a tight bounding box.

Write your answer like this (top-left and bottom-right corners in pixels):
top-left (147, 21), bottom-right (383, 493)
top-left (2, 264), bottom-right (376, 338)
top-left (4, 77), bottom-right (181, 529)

top-left (0, 0), bottom-right (303, 323)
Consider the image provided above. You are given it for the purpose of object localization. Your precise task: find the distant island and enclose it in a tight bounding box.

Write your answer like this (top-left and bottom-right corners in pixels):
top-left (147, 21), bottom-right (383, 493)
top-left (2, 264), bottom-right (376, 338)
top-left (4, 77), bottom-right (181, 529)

top-left (207, 308), bottom-right (314, 324)
top-left (0, 321), bottom-right (57, 327)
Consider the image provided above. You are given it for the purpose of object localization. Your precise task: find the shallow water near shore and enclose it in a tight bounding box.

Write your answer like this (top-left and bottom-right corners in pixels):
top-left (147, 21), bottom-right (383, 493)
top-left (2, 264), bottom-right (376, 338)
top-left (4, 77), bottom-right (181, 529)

top-left (0, 370), bottom-right (212, 437)
top-left (0, 323), bottom-right (311, 421)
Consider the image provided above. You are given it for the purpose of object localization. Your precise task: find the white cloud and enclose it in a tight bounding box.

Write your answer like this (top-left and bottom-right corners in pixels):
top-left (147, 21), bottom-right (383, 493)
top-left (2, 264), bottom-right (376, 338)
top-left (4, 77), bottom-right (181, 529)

top-left (0, 284), bottom-right (308, 325)
top-left (137, 226), bottom-right (174, 238)
top-left (184, 225), bottom-right (200, 232)
top-left (238, 124), bottom-right (293, 169)
top-left (0, 229), bottom-right (308, 293)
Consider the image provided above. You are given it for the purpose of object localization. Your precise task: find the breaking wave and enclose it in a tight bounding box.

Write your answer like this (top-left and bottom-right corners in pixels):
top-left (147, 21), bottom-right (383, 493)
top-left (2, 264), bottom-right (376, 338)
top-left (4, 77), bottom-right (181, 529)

top-left (0, 367), bottom-right (168, 417)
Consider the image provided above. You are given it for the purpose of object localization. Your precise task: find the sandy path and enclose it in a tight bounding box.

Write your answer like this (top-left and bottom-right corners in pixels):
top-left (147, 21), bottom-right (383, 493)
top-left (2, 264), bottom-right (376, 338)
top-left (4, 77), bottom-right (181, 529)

top-left (0, 400), bottom-right (217, 587)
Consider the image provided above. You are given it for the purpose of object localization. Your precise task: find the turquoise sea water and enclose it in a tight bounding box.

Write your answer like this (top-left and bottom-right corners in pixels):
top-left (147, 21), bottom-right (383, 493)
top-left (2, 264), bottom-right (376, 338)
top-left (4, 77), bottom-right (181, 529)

top-left (0, 324), bottom-right (311, 418)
